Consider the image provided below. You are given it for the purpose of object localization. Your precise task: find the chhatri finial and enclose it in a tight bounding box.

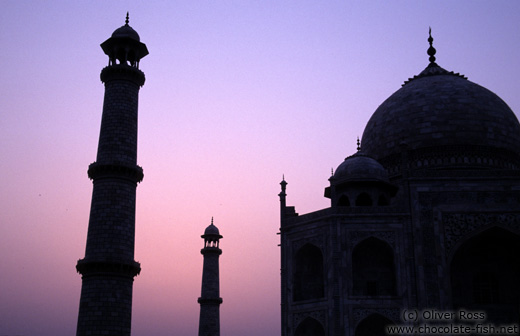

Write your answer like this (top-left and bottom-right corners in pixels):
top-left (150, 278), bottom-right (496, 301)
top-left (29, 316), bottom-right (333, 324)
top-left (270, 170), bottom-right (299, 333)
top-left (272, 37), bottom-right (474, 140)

top-left (125, 12), bottom-right (129, 25)
top-left (427, 27), bottom-right (436, 64)
top-left (356, 137), bottom-right (361, 151)
top-left (211, 216), bottom-right (214, 225)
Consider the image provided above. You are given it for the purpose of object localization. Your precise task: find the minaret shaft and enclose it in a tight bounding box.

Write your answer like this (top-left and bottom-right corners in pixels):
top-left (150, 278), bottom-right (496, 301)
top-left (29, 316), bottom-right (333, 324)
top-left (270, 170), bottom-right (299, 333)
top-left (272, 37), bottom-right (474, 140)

top-left (96, 78), bottom-right (139, 165)
top-left (76, 66), bottom-right (143, 336)
top-left (200, 251), bottom-right (221, 298)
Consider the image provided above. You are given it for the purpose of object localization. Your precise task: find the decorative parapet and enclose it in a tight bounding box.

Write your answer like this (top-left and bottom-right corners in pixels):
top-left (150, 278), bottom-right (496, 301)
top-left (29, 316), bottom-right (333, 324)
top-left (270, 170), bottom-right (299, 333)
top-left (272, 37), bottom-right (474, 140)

top-left (381, 145), bottom-right (520, 178)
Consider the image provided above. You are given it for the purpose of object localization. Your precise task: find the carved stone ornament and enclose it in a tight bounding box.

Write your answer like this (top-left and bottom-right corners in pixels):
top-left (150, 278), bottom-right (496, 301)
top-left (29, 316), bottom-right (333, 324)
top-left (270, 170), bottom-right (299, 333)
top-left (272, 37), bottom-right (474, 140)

top-left (348, 230), bottom-right (396, 248)
top-left (293, 309), bottom-right (327, 329)
top-left (443, 213), bottom-right (520, 256)
top-left (292, 236), bottom-right (324, 253)
top-left (352, 307), bottom-right (400, 325)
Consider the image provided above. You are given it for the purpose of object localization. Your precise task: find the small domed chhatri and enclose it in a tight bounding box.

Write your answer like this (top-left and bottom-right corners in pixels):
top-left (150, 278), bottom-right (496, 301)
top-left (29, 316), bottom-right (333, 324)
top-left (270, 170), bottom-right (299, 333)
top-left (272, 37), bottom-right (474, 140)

top-left (361, 29), bottom-right (520, 173)
top-left (324, 139), bottom-right (397, 206)
top-left (333, 151), bottom-right (389, 183)
top-left (101, 12), bottom-right (148, 68)
top-left (202, 217), bottom-right (223, 249)
top-left (332, 139), bottom-right (388, 183)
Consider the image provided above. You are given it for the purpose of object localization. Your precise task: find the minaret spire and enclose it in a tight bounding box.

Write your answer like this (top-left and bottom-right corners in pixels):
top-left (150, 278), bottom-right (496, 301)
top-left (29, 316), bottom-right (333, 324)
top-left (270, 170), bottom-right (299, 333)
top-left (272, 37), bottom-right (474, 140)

top-left (198, 220), bottom-right (223, 336)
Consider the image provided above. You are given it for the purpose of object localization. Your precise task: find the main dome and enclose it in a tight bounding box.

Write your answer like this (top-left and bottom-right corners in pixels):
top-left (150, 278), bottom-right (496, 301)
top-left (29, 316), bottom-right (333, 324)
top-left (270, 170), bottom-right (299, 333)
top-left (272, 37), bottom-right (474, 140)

top-left (361, 62), bottom-right (520, 168)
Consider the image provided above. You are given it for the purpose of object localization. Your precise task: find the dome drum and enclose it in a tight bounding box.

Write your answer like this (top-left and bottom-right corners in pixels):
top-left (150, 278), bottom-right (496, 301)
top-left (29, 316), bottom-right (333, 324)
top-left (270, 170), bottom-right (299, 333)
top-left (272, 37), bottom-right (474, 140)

top-left (373, 144), bottom-right (520, 179)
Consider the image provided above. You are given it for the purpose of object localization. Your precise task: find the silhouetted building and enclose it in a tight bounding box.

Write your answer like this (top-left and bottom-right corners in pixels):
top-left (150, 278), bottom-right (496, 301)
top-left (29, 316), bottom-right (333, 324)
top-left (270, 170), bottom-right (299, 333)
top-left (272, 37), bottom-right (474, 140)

top-left (198, 219), bottom-right (223, 336)
top-left (76, 14), bottom-right (148, 336)
top-left (279, 31), bottom-right (520, 335)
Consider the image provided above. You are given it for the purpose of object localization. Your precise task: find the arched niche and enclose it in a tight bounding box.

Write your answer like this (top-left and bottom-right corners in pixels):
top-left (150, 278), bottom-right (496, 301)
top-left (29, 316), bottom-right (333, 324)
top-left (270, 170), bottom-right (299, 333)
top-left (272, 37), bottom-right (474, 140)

top-left (293, 244), bottom-right (325, 301)
top-left (337, 194), bottom-right (350, 206)
top-left (352, 237), bottom-right (396, 296)
top-left (450, 227), bottom-right (520, 324)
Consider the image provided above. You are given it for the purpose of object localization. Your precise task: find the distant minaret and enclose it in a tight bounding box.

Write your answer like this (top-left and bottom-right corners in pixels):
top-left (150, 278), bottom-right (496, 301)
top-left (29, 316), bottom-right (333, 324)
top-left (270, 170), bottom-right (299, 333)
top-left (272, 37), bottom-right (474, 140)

top-left (75, 13), bottom-right (148, 336)
top-left (198, 218), bottom-right (223, 336)
top-left (278, 176), bottom-right (288, 336)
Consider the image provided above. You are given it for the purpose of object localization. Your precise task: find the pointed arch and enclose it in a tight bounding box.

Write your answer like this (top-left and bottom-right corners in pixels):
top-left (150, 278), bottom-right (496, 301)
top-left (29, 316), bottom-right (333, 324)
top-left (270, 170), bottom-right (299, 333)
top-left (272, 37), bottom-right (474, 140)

top-left (450, 227), bottom-right (520, 324)
top-left (293, 243), bottom-right (324, 301)
top-left (338, 194), bottom-right (350, 206)
top-left (294, 317), bottom-right (325, 336)
top-left (352, 237), bottom-right (396, 296)
top-left (355, 314), bottom-right (394, 336)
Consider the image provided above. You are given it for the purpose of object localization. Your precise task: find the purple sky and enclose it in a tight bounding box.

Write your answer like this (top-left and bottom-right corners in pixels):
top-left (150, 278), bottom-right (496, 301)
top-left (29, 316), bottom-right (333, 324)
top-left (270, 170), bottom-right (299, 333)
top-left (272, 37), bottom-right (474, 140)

top-left (1, 1), bottom-right (520, 335)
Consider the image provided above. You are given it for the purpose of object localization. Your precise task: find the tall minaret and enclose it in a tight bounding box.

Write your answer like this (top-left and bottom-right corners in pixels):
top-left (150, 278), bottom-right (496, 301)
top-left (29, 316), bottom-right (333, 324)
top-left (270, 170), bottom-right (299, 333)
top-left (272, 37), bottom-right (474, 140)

top-left (198, 218), bottom-right (223, 336)
top-left (278, 176), bottom-right (288, 336)
top-left (75, 13), bottom-right (148, 336)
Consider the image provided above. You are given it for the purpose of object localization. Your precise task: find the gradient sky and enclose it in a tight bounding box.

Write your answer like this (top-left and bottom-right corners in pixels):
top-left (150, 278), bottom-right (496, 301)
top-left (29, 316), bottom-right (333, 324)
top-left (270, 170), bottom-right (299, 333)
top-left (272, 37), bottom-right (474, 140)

top-left (1, 1), bottom-right (520, 335)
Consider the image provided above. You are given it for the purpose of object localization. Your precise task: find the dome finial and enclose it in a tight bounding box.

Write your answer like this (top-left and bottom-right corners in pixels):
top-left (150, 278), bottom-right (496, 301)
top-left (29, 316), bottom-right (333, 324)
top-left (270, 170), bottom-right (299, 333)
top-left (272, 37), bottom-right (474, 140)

top-left (427, 27), bottom-right (437, 65)
top-left (211, 216), bottom-right (214, 225)
top-left (125, 12), bottom-right (129, 26)
top-left (357, 137), bottom-right (361, 151)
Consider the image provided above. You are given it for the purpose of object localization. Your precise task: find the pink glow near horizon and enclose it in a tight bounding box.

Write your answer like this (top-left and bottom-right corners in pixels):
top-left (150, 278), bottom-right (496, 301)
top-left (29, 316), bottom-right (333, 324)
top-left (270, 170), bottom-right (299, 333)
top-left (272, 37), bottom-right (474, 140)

top-left (1, 1), bottom-right (520, 335)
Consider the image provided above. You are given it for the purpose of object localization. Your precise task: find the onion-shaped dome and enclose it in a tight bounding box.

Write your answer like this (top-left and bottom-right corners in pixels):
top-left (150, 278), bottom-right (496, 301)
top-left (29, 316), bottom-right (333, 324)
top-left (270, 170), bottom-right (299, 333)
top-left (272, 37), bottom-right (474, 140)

top-left (360, 30), bottom-right (520, 171)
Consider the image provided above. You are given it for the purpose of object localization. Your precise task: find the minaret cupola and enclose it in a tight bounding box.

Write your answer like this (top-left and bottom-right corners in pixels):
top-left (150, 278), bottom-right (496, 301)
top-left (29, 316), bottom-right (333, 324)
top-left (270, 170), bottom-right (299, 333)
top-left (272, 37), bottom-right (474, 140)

top-left (101, 12), bottom-right (149, 68)
top-left (202, 218), bottom-right (223, 248)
